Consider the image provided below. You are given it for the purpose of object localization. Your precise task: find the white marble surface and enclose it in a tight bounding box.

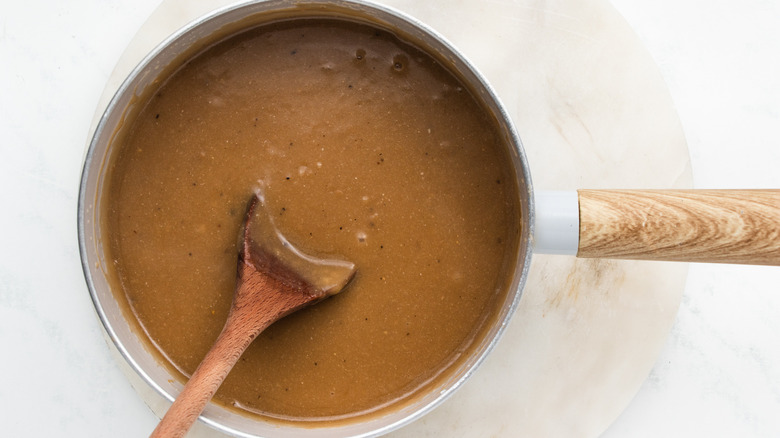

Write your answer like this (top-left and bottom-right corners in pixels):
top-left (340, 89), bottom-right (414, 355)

top-left (0, 1), bottom-right (778, 437)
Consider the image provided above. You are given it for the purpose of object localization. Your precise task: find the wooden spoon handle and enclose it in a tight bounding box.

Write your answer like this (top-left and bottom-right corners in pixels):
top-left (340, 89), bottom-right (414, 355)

top-left (149, 318), bottom-right (258, 438)
top-left (577, 189), bottom-right (780, 265)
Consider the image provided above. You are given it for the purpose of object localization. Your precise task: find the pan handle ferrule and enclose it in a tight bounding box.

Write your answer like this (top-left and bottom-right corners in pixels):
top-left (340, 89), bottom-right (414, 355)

top-left (534, 191), bottom-right (579, 255)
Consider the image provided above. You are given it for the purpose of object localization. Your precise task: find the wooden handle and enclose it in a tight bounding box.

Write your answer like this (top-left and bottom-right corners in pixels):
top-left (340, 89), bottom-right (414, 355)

top-left (149, 254), bottom-right (322, 438)
top-left (577, 190), bottom-right (780, 265)
top-left (149, 315), bottom-right (256, 438)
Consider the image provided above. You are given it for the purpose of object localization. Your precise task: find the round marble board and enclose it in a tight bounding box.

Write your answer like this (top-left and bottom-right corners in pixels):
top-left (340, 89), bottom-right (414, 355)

top-left (89, 1), bottom-right (692, 436)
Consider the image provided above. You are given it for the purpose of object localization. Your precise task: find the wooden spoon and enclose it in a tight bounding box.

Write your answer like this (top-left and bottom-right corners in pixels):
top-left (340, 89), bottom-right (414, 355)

top-left (150, 192), bottom-right (357, 438)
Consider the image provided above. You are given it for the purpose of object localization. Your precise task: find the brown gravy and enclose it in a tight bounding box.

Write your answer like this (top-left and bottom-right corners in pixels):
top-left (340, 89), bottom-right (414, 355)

top-left (105, 19), bottom-right (520, 422)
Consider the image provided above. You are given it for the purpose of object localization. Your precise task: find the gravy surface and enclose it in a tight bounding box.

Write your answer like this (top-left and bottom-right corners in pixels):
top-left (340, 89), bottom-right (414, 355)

top-left (106, 19), bottom-right (519, 421)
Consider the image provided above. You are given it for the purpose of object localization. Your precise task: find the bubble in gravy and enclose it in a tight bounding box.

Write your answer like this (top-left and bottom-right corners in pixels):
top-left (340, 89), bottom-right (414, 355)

top-left (355, 48), bottom-right (366, 61)
top-left (392, 54), bottom-right (408, 72)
